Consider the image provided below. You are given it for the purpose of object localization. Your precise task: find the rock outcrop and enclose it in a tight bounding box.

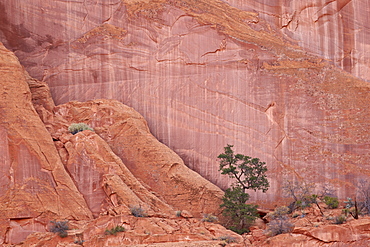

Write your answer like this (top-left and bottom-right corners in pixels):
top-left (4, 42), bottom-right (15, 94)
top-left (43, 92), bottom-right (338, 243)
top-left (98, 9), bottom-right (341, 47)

top-left (0, 41), bottom-right (230, 245)
top-left (0, 42), bottom-right (93, 244)
top-left (261, 217), bottom-right (370, 247)
top-left (62, 130), bottom-right (175, 218)
top-left (231, 0), bottom-right (370, 82)
top-left (52, 99), bottom-right (224, 217)
top-left (2, 0), bottom-right (370, 246)
top-left (1, 0), bottom-right (369, 204)
top-left (21, 215), bottom-right (244, 246)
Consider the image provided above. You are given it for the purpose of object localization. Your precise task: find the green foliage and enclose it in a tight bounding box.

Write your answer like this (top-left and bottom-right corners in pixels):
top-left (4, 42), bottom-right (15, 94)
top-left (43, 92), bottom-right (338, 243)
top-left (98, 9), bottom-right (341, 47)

top-left (333, 215), bottom-right (346, 224)
top-left (344, 197), bottom-right (359, 219)
top-left (68, 123), bottom-right (94, 135)
top-left (130, 206), bottom-right (147, 217)
top-left (105, 225), bottom-right (125, 235)
top-left (202, 213), bottom-right (218, 223)
top-left (268, 206), bottom-right (290, 219)
top-left (74, 240), bottom-right (85, 245)
top-left (220, 187), bottom-right (259, 234)
top-left (323, 196), bottom-right (339, 209)
top-left (50, 220), bottom-right (69, 238)
top-left (283, 180), bottom-right (316, 211)
top-left (218, 144), bottom-right (269, 193)
top-left (218, 145), bottom-right (269, 234)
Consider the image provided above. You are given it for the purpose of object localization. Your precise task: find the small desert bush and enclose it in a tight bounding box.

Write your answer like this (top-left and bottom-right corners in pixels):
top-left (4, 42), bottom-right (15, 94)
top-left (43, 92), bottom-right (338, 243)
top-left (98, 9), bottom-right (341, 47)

top-left (323, 196), bottom-right (339, 209)
top-left (265, 206), bottom-right (294, 236)
top-left (334, 215), bottom-right (346, 224)
top-left (265, 216), bottom-right (294, 236)
top-left (202, 213), bottom-right (218, 223)
top-left (283, 180), bottom-right (316, 211)
top-left (50, 220), bottom-right (69, 238)
top-left (105, 225), bottom-right (125, 235)
top-left (269, 206), bottom-right (290, 218)
top-left (130, 206), bottom-right (147, 217)
top-left (74, 240), bottom-right (85, 245)
top-left (68, 123), bottom-right (94, 135)
top-left (292, 212), bottom-right (301, 218)
top-left (218, 235), bottom-right (236, 244)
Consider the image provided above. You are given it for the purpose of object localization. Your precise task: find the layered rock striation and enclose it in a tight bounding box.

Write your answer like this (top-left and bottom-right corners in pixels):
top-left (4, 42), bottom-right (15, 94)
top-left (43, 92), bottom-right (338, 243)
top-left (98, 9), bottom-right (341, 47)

top-left (227, 0), bottom-right (370, 82)
top-left (0, 42), bottom-right (227, 245)
top-left (0, 42), bottom-right (93, 244)
top-left (1, 0), bottom-right (370, 210)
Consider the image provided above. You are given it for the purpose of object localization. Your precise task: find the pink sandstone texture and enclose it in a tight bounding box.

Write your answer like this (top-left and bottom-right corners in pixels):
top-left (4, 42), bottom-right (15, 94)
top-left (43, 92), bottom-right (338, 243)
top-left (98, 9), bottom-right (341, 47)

top-left (225, 0), bottom-right (370, 82)
top-left (1, 0), bottom-right (370, 242)
top-left (0, 42), bottom-right (229, 245)
top-left (0, 42), bottom-right (93, 244)
top-left (52, 99), bottom-right (224, 217)
top-left (1, 0), bottom-right (370, 205)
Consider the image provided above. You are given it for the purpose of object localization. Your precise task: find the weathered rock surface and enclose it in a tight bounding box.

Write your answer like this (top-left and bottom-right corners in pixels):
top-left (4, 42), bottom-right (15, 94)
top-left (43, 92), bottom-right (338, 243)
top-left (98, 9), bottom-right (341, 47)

top-left (228, 0), bottom-right (370, 82)
top-left (0, 42), bottom-right (229, 245)
top-left (52, 99), bottom-right (224, 217)
top-left (263, 217), bottom-right (370, 247)
top-left (20, 215), bottom-right (243, 246)
top-left (246, 206), bottom-right (370, 247)
top-left (62, 130), bottom-right (175, 218)
top-left (0, 42), bottom-right (93, 244)
top-left (1, 0), bottom-right (369, 204)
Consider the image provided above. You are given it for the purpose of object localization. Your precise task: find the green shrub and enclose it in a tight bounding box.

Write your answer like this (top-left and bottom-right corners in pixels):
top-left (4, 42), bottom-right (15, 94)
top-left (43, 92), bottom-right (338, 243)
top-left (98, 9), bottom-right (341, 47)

top-left (202, 213), bottom-right (218, 223)
top-left (218, 235), bottom-right (236, 244)
top-left (220, 187), bottom-right (259, 234)
top-left (334, 215), bottom-right (346, 224)
top-left (323, 196), bottom-right (339, 209)
top-left (105, 225), bottom-right (125, 235)
top-left (218, 144), bottom-right (269, 234)
top-left (130, 206), bottom-right (147, 217)
top-left (269, 206), bottom-right (290, 219)
top-left (68, 123), bottom-right (94, 135)
top-left (50, 220), bottom-right (69, 238)
top-left (283, 180), bottom-right (315, 211)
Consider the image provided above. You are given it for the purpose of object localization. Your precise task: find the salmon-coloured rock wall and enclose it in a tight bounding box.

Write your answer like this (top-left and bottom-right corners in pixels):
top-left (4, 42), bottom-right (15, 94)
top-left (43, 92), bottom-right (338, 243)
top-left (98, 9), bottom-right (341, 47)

top-left (0, 42), bottom-right (227, 245)
top-left (0, 42), bottom-right (93, 244)
top-left (226, 0), bottom-right (370, 82)
top-left (62, 130), bottom-right (175, 217)
top-left (1, 0), bottom-right (370, 204)
top-left (53, 99), bottom-right (224, 217)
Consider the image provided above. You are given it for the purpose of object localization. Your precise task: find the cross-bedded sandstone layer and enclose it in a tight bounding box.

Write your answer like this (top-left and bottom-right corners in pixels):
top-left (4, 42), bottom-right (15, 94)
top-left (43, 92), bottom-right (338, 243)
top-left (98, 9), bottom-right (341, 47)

top-left (1, 0), bottom-right (370, 207)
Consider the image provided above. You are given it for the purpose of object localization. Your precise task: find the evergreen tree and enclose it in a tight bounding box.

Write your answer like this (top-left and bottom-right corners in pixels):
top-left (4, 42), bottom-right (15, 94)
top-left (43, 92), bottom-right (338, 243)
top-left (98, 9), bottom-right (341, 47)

top-left (218, 144), bottom-right (269, 234)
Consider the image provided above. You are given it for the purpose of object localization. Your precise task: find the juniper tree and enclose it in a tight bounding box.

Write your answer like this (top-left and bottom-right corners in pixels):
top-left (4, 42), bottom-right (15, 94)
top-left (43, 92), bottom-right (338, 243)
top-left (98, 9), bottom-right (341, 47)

top-left (218, 144), bottom-right (269, 234)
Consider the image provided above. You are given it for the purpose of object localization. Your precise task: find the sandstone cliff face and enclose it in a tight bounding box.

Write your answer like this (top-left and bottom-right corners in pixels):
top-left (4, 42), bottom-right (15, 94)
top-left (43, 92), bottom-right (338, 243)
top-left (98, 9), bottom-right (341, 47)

top-left (1, 0), bottom-right (369, 203)
top-left (227, 0), bottom-right (370, 82)
top-left (52, 99), bottom-right (224, 217)
top-left (0, 42), bottom-right (93, 244)
top-left (61, 130), bottom-right (176, 218)
top-left (0, 42), bottom-right (230, 245)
